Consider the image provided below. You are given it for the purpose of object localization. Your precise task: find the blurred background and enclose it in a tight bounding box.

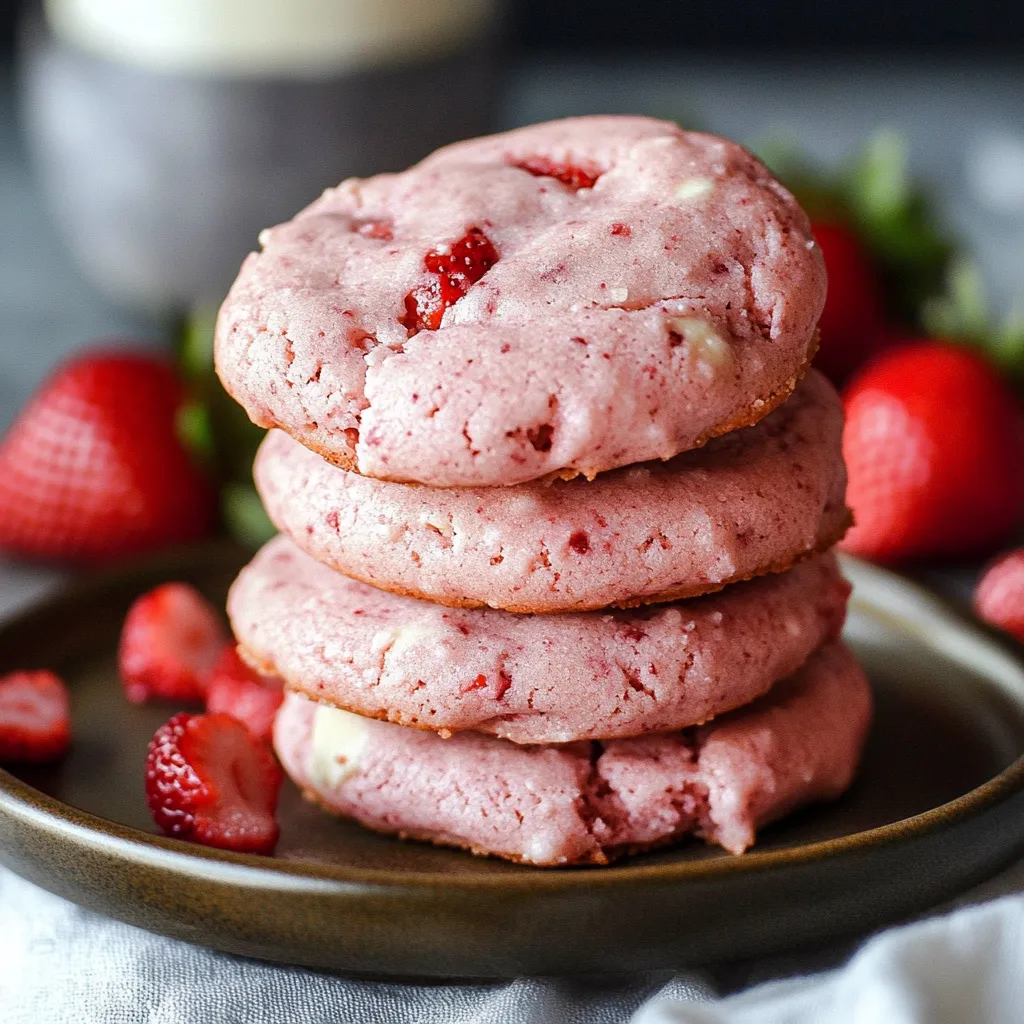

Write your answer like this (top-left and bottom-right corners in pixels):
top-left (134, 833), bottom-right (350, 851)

top-left (0, 0), bottom-right (1022, 571)
top-left (2, 0), bottom-right (1023, 414)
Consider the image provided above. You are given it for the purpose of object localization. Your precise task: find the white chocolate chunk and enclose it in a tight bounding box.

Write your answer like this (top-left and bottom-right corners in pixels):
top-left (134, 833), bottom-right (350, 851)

top-left (674, 177), bottom-right (714, 201)
top-left (310, 705), bottom-right (370, 789)
top-left (526, 833), bottom-right (563, 865)
top-left (373, 623), bottom-right (440, 661)
top-left (667, 317), bottom-right (732, 371)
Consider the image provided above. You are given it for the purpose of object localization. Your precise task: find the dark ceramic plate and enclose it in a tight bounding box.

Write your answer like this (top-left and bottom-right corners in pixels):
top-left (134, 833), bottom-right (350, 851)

top-left (1, 544), bottom-right (1023, 978)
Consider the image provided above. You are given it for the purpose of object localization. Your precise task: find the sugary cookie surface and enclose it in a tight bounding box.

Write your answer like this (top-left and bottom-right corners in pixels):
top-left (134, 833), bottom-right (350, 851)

top-left (255, 370), bottom-right (850, 612)
top-left (273, 641), bottom-right (871, 865)
top-left (228, 536), bottom-right (850, 744)
top-left (216, 116), bottom-right (825, 486)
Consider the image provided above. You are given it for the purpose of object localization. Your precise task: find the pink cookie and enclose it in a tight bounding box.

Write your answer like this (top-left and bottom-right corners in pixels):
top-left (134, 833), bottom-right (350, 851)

top-left (229, 536), bottom-right (850, 743)
top-left (274, 641), bottom-right (871, 865)
top-left (216, 116), bottom-right (825, 487)
top-left (256, 370), bottom-right (848, 613)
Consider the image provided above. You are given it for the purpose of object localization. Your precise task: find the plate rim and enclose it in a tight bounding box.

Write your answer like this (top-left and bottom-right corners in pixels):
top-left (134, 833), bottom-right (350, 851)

top-left (1, 546), bottom-right (1023, 892)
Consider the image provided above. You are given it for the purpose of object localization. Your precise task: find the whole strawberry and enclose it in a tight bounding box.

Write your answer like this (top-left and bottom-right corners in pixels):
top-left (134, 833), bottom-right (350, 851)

top-left (974, 550), bottom-right (1024, 643)
top-left (0, 350), bottom-right (216, 563)
top-left (812, 222), bottom-right (886, 384)
top-left (841, 342), bottom-right (1024, 562)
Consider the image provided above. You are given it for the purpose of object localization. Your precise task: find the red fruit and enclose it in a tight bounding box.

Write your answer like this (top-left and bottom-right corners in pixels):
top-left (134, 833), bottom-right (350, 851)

top-left (516, 157), bottom-right (599, 191)
top-left (812, 222), bottom-right (887, 384)
top-left (841, 343), bottom-right (1024, 562)
top-left (205, 645), bottom-right (284, 742)
top-left (0, 670), bottom-right (71, 763)
top-left (119, 583), bottom-right (227, 704)
top-left (974, 550), bottom-right (1024, 643)
top-left (0, 350), bottom-right (216, 564)
top-left (400, 227), bottom-right (498, 333)
top-left (145, 711), bottom-right (283, 855)
top-left (401, 278), bottom-right (457, 334)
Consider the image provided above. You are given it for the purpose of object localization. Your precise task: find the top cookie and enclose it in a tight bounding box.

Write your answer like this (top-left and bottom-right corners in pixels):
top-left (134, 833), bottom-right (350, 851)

top-left (216, 116), bottom-right (826, 487)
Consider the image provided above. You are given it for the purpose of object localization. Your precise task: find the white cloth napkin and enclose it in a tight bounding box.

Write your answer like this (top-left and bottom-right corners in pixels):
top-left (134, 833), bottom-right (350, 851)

top-left (2, 866), bottom-right (1024, 1024)
top-left (0, 867), bottom-right (712, 1023)
top-left (634, 895), bottom-right (1024, 1024)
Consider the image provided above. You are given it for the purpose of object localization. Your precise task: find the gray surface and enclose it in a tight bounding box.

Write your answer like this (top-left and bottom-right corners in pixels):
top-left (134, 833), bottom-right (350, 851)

top-left (2, 52), bottom-right (1023, 431)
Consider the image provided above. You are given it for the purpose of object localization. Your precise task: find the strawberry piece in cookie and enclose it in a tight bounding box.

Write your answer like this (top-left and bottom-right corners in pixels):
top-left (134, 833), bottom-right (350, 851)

top-left (146, 711), bottom-right (283, 855)
top-left (119, 583), bottom-right (227, 704)
top-left (515, 156), bottom-right (600, 190)
top-left (355, 221), bottom-right (394, 241)
top-left (401, 227), bottom-right (499, 333)
top-left (0, 670), bottom-right (71, 764)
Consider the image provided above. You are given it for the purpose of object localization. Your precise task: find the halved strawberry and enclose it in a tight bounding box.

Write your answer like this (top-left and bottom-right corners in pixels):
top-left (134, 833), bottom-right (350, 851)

top-left (119, 583), bottom-right (227, 704)
top-left (145, 711), bottom-right (283, 855)
top-left (974, 549), bottom-right (1024, 643)
top-left (205, 645), bottom-right (284, 741)
top-left (0, 670), bottom-right (71, 763)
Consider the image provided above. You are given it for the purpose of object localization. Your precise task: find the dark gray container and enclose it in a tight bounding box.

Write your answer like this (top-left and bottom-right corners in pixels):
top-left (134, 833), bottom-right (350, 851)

top-left (19, 16), bottom-right (502, 312)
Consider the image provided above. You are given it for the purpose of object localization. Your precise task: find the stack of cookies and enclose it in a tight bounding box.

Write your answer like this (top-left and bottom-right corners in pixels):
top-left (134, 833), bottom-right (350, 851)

top-left (216, 116), bottom-right (872, 866)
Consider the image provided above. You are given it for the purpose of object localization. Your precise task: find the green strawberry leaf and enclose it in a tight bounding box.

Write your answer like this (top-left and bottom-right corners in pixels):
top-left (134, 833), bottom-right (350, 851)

top-left (178, 306), bottom-right (219, 382)
top-left (175, 308), bottom-right (272, 543)
top-left (755, 129), bottom-right (955, 326)
top-left (176, 309), bottom-right (266, 477)
top-left (175, 401), bottom-right (216, 466)
top-left (842, 131), bottom-right (955, 322)
top-left (221, 482), bottom-right (277, 549)
top-left (923, 259), bottom-right (1024, 380)
top-left (995, 304), bottom-right (1024, 370)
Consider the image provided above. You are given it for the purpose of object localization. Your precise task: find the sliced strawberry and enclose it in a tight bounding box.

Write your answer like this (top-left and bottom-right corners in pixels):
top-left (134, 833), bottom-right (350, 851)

top-left (0, 670), bottom-right (71, 763)
top-left (119, 583), bottom-right (227, 704)
top-left (400, 227), bottom-right (498, 334)
top-left (515, 157), bottom-right (599, 191)
top-left (145, 711), bottom-right (283, 855)
top-left (975, 550), bottom-right (1024, 643)
top-left (205, 645), bottom-right (284, 742)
